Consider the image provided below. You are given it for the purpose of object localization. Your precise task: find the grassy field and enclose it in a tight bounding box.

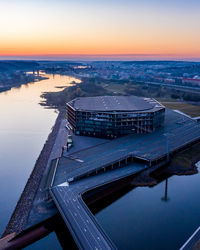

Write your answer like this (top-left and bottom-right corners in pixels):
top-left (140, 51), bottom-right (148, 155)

top-left (100, 82), bottom-right (200, 118)
top-left (170, 143), bottom-right (200, 169)
top-left (160, 101), bottom-right (200, 117)
top-left (100, 83), bottom-right (126, 95)
top-left (43, 76), bottom-right (200, 119)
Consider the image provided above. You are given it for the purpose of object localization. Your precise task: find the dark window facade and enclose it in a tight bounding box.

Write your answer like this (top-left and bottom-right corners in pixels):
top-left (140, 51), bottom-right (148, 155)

top-left (67, 102), bottom-right (165, 139)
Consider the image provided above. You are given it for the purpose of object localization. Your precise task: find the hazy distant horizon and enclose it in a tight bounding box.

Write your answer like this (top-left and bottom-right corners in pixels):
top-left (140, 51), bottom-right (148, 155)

top-left (0, 54), bottom-right (200, 62)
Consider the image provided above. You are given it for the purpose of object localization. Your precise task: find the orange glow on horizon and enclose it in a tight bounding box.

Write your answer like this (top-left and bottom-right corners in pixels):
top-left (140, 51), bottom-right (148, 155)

top-left (0, 1), bottom-right (200, 59)
top-left (1, 38), bottom-right (200, 58)
top-left (1, 52), bottom-right (200, 59)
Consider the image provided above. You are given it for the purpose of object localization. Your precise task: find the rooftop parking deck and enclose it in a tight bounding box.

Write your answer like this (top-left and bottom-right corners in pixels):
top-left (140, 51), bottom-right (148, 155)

top-left (68, 95), bottom-right (164, 112)
top-left (51, 109), bottom-right (200, 185)
top-left (49, 108), bottom-right (200, 250)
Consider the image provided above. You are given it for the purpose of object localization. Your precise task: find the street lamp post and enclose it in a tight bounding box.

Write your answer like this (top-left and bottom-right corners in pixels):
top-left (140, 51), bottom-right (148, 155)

top-left (166, 137), bottom-right (170, 162)
top-left (164, 133), bottom-right (173, 162)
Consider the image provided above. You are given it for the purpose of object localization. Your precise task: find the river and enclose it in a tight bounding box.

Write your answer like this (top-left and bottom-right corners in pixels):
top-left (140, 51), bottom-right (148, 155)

top-left (0, 73), bottom-right (80, 248)
top-left (1, 73), bottom-right (200, 249)
top-left (95, 164), bottom-right (200, 250)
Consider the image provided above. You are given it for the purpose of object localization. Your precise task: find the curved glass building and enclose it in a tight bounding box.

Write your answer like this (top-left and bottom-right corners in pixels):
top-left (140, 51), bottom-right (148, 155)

top-left (67, 96), bottom-right (165, 138)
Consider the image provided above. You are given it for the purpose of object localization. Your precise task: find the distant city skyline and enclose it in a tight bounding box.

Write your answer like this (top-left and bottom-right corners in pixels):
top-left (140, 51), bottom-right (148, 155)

top-left (1, 0), bottom-right (200, 60)
top-left (1, 54), bottom-right (200, 62)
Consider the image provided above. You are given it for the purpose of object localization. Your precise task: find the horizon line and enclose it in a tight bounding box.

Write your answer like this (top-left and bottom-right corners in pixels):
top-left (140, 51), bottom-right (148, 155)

top-left (0, 53), bottom-right (200, 62)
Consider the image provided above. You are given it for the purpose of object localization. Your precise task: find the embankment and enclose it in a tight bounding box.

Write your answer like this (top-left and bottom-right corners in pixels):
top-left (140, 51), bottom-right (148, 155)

top-left (2, 111), bottom-right (65, 237)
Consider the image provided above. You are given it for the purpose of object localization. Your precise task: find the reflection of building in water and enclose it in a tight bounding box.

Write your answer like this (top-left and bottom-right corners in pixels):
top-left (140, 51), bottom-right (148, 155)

top-left (67, 96), bottom-right (165, 138)
top-left (161, 179), bottom-right (170, 202)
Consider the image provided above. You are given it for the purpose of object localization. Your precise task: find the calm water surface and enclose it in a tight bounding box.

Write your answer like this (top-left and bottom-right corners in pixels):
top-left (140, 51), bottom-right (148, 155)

top-left (0, 73), bottom-right (80, 238)
top-left (1, 73), bottom-right (200, 249)
top-left (95, 166), bottom-right (200, 250)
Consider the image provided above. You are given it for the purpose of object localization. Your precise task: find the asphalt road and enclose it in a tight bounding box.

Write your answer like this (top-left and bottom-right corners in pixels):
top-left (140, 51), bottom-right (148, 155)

top-left (49, 109), bottom-right (200, 249)
top-left (50, 163), bottom-right (145, 250)
top-left (53, 109), bottom-right (200, 184)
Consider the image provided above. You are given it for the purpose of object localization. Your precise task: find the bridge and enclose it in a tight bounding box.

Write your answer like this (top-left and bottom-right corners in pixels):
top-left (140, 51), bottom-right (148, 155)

top-left (48, 109), bottom-right (200, 249)
top-left (50, 163), bottom-right (146, 250)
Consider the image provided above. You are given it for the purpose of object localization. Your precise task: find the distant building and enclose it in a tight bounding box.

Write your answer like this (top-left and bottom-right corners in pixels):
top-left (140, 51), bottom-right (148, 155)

top-left (164, 78), bottom-right (175, 84)
top-left (67, 96), bottom-right (165, 138)
top-left (175, 77), bottom-right (183, 84)
top-left (183, 78), bottom-right (200, 86)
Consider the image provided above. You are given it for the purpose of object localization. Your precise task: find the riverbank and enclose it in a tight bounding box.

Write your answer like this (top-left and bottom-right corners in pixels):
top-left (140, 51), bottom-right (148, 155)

top-left (0, 74), bottom-right (48, 93)
top-left (2, 110), bottom-right (65, 237)
top-left (40, 73), bottom-right (200, 124)
top-left (130, 143), bottom-right (200, 187)
top-left (40, 76), bottom-right (109, 110)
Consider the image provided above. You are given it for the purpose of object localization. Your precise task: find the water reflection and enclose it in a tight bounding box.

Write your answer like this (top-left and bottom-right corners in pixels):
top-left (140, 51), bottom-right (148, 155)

top-left (95, 169), bottom-right (200, 250)
top-left (25, 232), bottom-right (62, 250)
top-left (0, 73), bottom-right (80, 236)
top-left (24, 214), bottom-right (77, 250)
top-left (161, 179), bottom-right (170, 202)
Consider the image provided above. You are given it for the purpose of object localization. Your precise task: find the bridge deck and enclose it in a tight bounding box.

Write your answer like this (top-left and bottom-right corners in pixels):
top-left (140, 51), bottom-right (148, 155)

top-left (49, 109), bottom-right (200, 250)
top-left (50, 163), bottom-right (145, 250)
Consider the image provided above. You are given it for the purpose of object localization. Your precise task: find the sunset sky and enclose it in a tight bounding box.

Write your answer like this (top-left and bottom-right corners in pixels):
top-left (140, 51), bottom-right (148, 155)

top-left (0, 0), bottom-right (200, 60)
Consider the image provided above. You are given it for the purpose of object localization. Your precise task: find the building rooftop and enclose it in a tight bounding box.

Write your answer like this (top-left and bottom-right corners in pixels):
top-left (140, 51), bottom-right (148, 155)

top-left (52, 109), bottom-right (200, 186)
top-left (68, 96), bottom-right (164, 112)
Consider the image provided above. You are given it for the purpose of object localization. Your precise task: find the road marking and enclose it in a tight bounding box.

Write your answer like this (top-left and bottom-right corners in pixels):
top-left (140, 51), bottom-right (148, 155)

top-left (58, 182), bottom-right (69, 187)
top-left (180, 226), bottom-right (200, 250)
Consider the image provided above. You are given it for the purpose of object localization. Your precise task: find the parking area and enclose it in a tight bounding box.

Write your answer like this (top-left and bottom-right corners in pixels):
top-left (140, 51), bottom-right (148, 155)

top-left (52, 109), bottom-right (200, 185)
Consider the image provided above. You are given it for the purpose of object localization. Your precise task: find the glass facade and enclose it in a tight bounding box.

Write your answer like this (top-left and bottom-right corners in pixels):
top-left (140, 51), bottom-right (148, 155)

top-left (67, 104), bottom-right (165, 139)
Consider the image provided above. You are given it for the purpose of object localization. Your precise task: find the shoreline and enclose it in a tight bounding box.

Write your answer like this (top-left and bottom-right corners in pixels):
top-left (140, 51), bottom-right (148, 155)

top-left (2, 110), bottom-right (64, 237)
top-left (3, 108), bottom-right (199, 236)
top-left (3, 77), bottom-right (200, 240)
top-left (0, 75), bottom-right (48, 94)
top-left (130, 159), bottom-right (199, 188)
top-left (2, 113), bottom-right (200, 245)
